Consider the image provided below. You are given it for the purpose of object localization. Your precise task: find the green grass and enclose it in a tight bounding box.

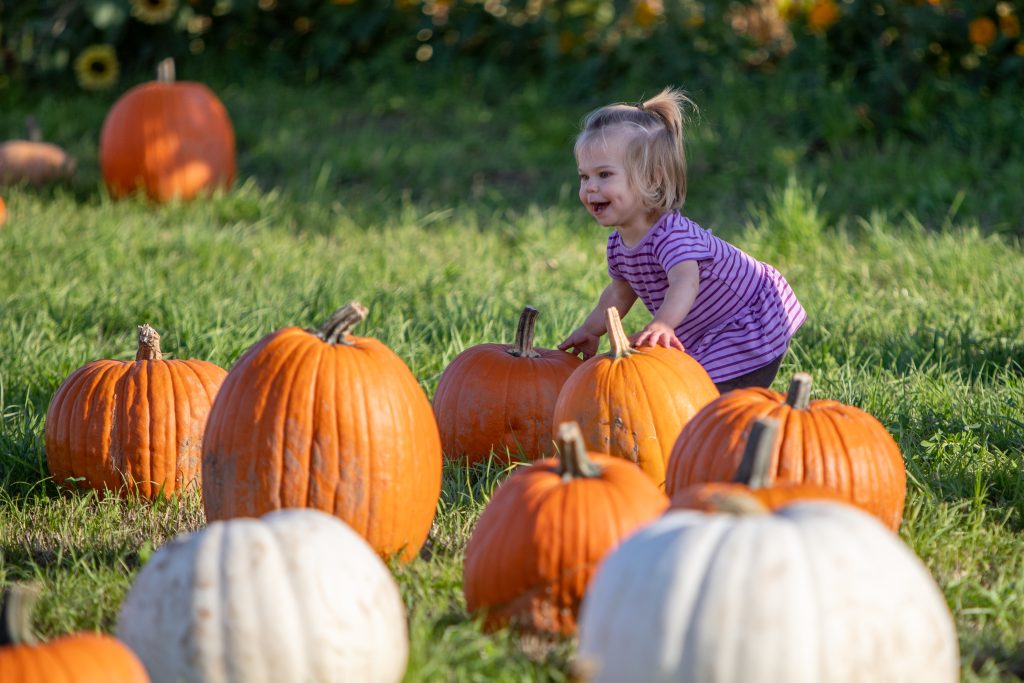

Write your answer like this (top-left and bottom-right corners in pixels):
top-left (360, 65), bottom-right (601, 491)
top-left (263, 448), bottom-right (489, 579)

top-left (1, 64), bottom-right (1023, 680)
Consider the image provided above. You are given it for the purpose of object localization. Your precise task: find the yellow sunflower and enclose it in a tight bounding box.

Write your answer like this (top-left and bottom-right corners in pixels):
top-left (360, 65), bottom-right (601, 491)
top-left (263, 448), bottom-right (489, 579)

top-left (74, 45), bottom-right (120, 91)
top-left (130, 0), bottom-right (180, 25)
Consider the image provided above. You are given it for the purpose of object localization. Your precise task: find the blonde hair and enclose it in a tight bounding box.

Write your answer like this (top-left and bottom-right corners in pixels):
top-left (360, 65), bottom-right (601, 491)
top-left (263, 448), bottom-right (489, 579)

top-left (574, 87), bottom-right (695, 213)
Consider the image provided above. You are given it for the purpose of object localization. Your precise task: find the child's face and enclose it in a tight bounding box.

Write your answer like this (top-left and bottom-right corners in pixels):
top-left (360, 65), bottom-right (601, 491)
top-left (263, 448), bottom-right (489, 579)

top-left (577, 128), bottom-right (651, 235)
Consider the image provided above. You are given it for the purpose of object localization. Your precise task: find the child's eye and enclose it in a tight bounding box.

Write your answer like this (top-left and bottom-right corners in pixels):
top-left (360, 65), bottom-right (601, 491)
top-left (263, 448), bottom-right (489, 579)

top-left (599, 171), bottom-right (612, 178)
top-left (579, 174), bottom-right (588, 181)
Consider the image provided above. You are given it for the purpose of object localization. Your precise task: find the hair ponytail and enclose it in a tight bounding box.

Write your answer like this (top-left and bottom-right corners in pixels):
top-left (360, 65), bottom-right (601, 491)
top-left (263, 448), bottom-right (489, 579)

top-left (576, 86), bottom-right (696, 214)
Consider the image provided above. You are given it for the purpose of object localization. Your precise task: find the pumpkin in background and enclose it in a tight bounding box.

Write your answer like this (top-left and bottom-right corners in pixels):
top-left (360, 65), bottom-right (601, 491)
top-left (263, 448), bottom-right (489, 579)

top-left (117, 508), bottom-right (407, 683)
top-left (551, 307), bottom-right (718, 489)
top-left (665, 372), bottom-right (907, 530)
top-left (45, 324), bottom-right (227, 499)
top-left (671, 417), bottom-right (848, 512)
top-left (463, 421), bottom-right (668, 635)
top-left (0, 584), bottom-right (149, 683)
top-left (433, 306), bottom-right (582, 464)
top-left (99, 59), bottom-right (235, 202)
top-left (201, 302), bottom-right (441, 562)
top-left (0, 195), bottom-right (6, 225)
top-left (0, 116), bottom-right (77, 186)
top-left (576, 498), bottom-right (959, 683)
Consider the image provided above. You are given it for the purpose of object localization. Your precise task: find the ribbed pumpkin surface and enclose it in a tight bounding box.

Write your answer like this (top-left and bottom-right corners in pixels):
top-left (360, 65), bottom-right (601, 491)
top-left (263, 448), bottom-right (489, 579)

top-left (433, 307), bottom-right (582, 463)
top-left (44, 328), bottom-right (226, 498)
top-left (201, 308), bottom-right (442, 562)
top-left (463, 423), bottom-right (667, 634)
top-left (665, 374), bottom-right (907, 530)
top-left (551, 308), bottom-right (718, 489)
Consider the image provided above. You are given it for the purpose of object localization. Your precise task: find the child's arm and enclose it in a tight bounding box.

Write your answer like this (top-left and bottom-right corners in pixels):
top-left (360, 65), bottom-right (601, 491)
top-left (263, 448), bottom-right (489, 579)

top-left (558, 279), bottom-right (638, 359)
top-left (633, 260), bottom-right (699, 350)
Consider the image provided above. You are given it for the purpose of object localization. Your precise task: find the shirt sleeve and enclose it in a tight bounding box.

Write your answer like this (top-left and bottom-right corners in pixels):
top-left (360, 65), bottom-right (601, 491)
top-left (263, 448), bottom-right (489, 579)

top-left (653, 218), bottom-right (715, 273)
top-left (606, 233), bottom-right (626, 280)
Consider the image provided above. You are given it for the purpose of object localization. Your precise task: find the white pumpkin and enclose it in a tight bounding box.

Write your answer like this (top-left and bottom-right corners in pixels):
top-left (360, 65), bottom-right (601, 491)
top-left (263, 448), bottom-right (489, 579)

top-left (576, 500), bottom-right (959, 683)
top-left (117, 508), bottom-right (408, 683)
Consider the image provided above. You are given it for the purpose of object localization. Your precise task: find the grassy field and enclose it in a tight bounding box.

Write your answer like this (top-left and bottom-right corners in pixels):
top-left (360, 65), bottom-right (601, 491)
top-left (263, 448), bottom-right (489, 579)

top-left (1, 65), bottom-right (1023, 680)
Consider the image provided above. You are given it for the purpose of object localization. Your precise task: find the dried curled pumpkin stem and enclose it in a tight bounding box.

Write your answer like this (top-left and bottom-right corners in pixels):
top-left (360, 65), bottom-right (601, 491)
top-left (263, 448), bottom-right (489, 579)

top-left (604, 307), bottom-right (633, 359)
top-left (732, 417), bottom-right (781, 489)
top-left (0, 584), bottom-right (40, 646)
top-left (556, 422), bottom-right (602, 480)
top-left (786, 372), bottom-right (812, 410)
top-left (136, 324), bottom-right (163, 361)
top-left (508, 306), bottom-right (541, 358)
top-left (317, 301), bottom-right (368, 345)
top-left (157, 57), bottom-right (175, 83)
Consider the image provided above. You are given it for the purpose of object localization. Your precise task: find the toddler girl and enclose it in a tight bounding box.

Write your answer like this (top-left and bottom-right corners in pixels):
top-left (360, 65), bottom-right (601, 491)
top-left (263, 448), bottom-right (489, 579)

top-left (559, 88), bottom-right (806, 394)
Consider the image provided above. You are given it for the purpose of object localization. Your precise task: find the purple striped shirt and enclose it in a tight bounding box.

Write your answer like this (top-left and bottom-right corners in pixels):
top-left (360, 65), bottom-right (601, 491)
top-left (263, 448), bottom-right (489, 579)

top-left (607, 211), bottom-right (806, 383)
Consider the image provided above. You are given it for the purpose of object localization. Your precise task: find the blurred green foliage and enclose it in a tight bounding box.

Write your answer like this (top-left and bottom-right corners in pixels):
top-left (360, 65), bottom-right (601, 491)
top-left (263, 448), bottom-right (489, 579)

top-left (1, 0), bottom-right (1021, 134)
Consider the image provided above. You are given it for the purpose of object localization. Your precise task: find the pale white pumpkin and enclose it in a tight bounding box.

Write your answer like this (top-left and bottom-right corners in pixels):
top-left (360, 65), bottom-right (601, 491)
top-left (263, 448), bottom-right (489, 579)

top-left (117, 508), bottom-right (408, 683)
top-left (576, 500), bottom-right (959, 683)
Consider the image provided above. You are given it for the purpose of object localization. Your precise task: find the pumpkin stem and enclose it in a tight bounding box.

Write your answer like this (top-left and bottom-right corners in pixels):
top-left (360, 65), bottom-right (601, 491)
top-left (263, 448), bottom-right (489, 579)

top-left (317, 301), bottom-right (369, 345)
top-left (25, 115), bottom-right (42, 143)
top-left (785, 372), bottom-right (812, 410)
top-left (507, 306), bottom-right (541, 358)
top-left (157, 57), bottom-right (175, 83)
top-left (136, 324), bottom-right (163, 361)
top-left (0, 584), bottom-right (40, 646)
top-left (605, 307), bottom-right (633, 359)
top-left (556, 422), bottom-right (602, 480)
top-left (732, 418), bottom-right (780, 489)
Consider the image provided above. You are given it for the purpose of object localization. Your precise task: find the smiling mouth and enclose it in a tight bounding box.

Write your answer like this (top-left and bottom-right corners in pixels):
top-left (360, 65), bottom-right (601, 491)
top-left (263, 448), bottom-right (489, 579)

top-left (591, 202), bottom-right (609, 215)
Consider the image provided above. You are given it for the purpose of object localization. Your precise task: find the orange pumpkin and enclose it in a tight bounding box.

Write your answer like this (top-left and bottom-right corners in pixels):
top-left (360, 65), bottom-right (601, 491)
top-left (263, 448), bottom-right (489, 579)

top-left (0, 195), bottom-right (6, 225)
top-left (665, 372), bottom-right (907, 530)
top-left (0, 584), bottom-right (149, 683)
top-left (551, 307), bottom-right (719, 488)
top-left (433, 306), bottom-right (582, 464)
top-left (201, 302), bottom-right (442, 562)
top-left (99, 59), bottom-right (235, 202)
top-left (463, 422), bottom-right (668, 635)
top-left (671, 417), bottom-right (848, 512)
top-left (45, 324), bottom-right (227, 499)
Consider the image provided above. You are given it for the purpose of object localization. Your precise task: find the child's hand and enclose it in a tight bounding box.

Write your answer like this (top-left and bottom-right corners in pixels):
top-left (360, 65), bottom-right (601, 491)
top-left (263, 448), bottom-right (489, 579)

top-left (559, 328), bottom-right (600, 360)
top-left (632, 321), bottom-right (684, 351)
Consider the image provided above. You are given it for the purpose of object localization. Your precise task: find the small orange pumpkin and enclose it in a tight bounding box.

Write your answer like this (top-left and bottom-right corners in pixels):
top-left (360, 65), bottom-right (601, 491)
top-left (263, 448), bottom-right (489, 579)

top-left (201, 302), bottom-right (442, 562)
top-left (665, 372), bottom-right (907, 530)
top-left (0, 584), bottom-right (149, 683)
top-left (433, 306), bottom-right (582, 464)
top-left (45, 324), bottom-right (227, 499)
top-left (671, 417), bottom-right (848, 512)
top-left (99, 59), bottom-right (235, 202)
top-left (463, 421), bottom-right (668, 635)
top-left (551, 307), bottom-right (719, 488)
top-left (0, 195), bottom-right (6, 225)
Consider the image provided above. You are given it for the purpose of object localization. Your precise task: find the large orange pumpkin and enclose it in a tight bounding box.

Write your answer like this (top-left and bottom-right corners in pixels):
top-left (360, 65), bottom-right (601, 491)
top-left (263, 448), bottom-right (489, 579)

top-left (201, 302), bottom-right (442, 562)
top-left (433, 306), bottom-right (582, 464)
top-left (551, 307), bottom-right (718, 488)
top-left (0, 584), bottom-right (149, 683)
top-left (671, 417), bottom-right (848, 512)
top-left (45, 324), bottom-right (227, 499)
top-left (99, 59), bottom-right (235, 202)
top-left (463, 422), bottom-right (668, 635)
top-left (665, 372), bottom-right (907, 530)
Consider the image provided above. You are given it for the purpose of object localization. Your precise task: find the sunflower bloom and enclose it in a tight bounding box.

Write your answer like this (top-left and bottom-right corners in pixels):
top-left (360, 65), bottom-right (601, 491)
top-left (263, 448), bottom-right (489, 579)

top-left (130, 0), bottom-right (180, 25)
top-left (74, 45), bottom-right (120, 91)
top-left (807, 0), bottom-right (840, 32)
top-left (968, 17), bottom-right (998, 47)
